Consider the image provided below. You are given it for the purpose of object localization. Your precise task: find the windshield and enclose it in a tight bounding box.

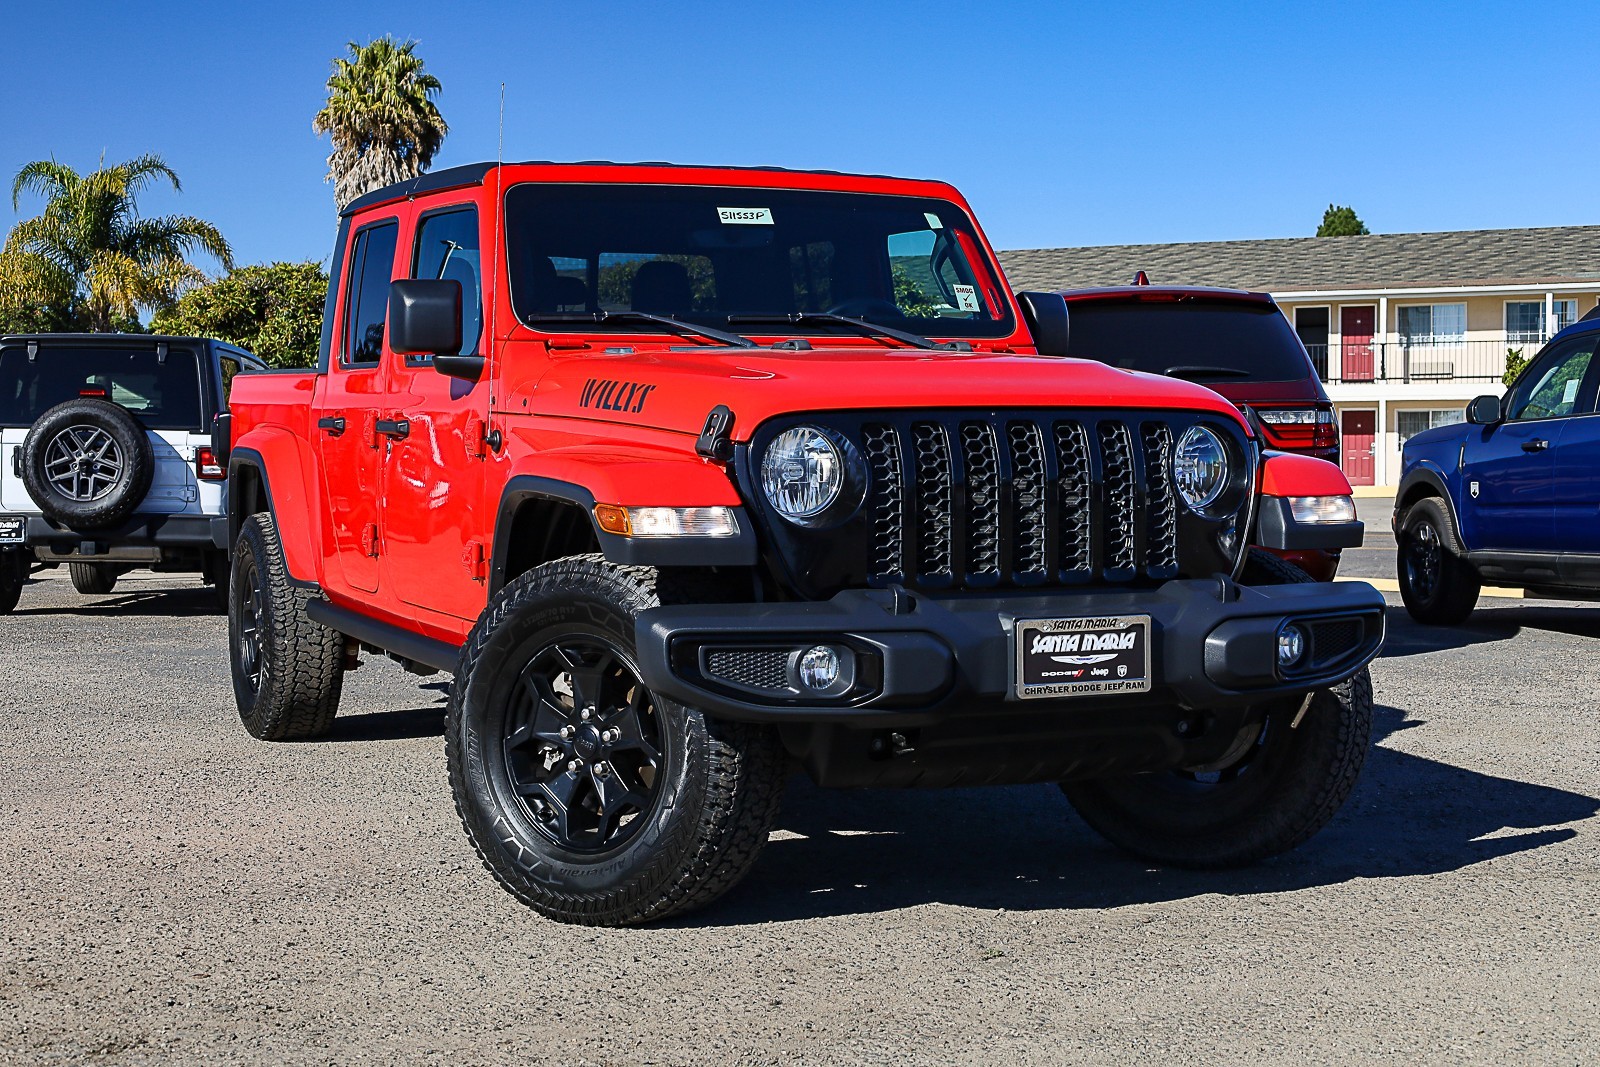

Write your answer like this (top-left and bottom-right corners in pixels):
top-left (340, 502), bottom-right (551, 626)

top-left (0, 345), bottom-right (205, 430)
top-left (504, 184), bottom-right (1015, 339)
top-left (1065, 300), bottom-right (1314, 384)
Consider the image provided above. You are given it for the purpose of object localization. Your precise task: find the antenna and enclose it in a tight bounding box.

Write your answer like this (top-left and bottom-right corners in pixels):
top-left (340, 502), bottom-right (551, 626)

top-left (484, 82), bottom-right (506, 452)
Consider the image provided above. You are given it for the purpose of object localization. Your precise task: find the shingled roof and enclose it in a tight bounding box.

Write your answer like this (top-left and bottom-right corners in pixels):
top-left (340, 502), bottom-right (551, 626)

top-left (999, 225), bottom-right (1600, 294)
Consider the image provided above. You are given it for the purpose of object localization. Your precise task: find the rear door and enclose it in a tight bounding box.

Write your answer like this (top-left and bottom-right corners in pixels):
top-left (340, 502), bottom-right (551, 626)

top-left (315, 218), bottom-right (400, 597)
top-left (1463, 333), bottom-right (1599, 552)
top-left (379, 202), bottom-right (494, 628)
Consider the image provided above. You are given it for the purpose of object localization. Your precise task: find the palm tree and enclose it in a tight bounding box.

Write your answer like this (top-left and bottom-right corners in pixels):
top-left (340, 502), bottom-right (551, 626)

top-left (2, 154), bottom-right (233, 332)
top-left (313, 36), bottom-right (448, 213)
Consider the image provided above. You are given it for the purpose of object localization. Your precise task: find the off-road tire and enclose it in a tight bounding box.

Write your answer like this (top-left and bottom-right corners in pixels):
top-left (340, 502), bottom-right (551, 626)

top-left (0, 552), bottom-right (23, 615)
top-left (1061, 547), bottom-right (1373, 868)
top-left (1397, 497), bottom-right (1480, 625)
top-left (229, 513), bottom-right (344, 740)
top-left (69, 562), bottom-right (118, 596)
top-left (20, 399), bottom-right (155, 529)
top-left (447, 554), bottom-right (784, 926)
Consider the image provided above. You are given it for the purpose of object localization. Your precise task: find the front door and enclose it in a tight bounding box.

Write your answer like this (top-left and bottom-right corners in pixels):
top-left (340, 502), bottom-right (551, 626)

top-left (1341, 410), bottom-right (1376, 486)
top-left (1464, 334), bottom-right (1600, 552)
top-left (1295, 307), bottom-right (1330, 381)
top-left (1339, 306), bottom-right (1375, 381)
top-left (380, 203), bottom-right (494, 630)
top-left (315, 217), bottom-right (400, 597)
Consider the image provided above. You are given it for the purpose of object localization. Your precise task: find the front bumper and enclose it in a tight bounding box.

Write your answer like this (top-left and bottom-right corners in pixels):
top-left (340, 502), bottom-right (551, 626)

top-left (636, 578), bottom-right (1385, 726)
top-left (9, 514), bottom-right (229, 559)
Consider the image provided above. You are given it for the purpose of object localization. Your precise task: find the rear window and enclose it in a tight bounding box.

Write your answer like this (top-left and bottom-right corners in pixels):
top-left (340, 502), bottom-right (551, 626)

top-left (0, 345), bottom-right (206, 430)
top-left (1064, 300), bottom-right (1313, 384)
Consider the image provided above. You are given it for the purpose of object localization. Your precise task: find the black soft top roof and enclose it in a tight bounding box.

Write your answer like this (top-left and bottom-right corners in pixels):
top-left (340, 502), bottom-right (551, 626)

top-left (1, 333), bottom-right (264, 366)
top-left (339, 159), bottom-right (919, 218)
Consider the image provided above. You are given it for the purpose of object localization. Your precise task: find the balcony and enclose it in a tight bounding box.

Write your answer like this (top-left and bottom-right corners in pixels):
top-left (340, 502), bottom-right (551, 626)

top-left (1303, 337), bottom-right (1545, 384)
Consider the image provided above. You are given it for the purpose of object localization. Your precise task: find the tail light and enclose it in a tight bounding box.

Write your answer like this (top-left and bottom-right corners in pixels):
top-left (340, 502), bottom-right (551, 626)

top-left (1252, 405), bottom-right (1338, 454)
top-left (196, 446), bottom-right (226, 481)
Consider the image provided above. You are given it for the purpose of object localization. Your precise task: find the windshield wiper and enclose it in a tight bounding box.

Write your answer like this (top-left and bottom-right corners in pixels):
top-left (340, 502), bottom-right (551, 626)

top-left (1162, 364), bottom-right (1251, 380)
top-left (727, 312), bottom-right (970, 352)
top-left (524, 310), bottom-right (757, 348)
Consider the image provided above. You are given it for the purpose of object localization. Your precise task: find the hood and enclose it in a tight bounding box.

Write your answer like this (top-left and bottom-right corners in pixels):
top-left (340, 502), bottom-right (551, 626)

top-left (522, 342), bottom-right (1251, 441)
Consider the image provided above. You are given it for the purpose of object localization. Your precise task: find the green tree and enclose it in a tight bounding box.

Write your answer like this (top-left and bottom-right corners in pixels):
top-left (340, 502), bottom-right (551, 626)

top-left (151, 261), bottom-right (328, 367)
top-left (1503, 346), bottom-right (1529, 388)
top-left (313, 36), bottom-right (448, 213)
top-left (1316, 204), bottom-right (1370, 237)
top-left (1, 154), bottom-right (232, 332)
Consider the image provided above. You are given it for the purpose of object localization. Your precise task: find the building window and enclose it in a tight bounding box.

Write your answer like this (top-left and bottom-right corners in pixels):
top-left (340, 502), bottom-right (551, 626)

top-left (1397, 304), bottom-right (1466, 346)
top-left (1506, 300), bottom-right (1578, 342)
top-left (1396, 408), bottom-right (1466, 444)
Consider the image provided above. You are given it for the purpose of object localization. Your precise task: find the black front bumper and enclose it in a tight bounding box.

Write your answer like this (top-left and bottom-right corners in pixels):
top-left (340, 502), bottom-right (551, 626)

top-left (14, 514), bottom-right (229, 556)
top-left (636, 578), bottom-right (1386, 726)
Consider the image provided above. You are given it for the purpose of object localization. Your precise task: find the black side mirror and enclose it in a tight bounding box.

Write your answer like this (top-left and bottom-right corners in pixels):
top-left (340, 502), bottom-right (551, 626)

top-left (1466, 394), bottom-right (1504, 426)
top-left (210, 412), bottom-right (233, 467)
top-left (390, 279), bottom-right (463, 357)
top-left (1015, 291), bottom-right (1071, 356)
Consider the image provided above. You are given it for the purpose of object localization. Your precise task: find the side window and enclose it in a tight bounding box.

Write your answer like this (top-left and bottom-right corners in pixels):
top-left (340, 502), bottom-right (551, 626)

top-left (344, 220), bottom-right (400, 365)
top-left (1506, 336), bottom-right (1600, 421)
top-left (412, 207), bottom-right (483, 358)
top-left (219, 356), bottom-right (241, 403)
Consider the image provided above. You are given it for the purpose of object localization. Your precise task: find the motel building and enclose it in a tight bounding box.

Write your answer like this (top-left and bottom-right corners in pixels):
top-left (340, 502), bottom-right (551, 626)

top-left (1001, 225), bottom-right (1600, 488)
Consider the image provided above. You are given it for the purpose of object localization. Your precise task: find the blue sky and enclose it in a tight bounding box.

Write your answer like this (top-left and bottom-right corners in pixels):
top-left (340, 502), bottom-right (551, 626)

top-left (3, 0), bottom-right (1596, 272)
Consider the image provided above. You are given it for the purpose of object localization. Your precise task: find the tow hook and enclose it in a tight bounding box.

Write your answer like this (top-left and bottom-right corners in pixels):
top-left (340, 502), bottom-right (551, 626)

top-left (1290, 691), bottom-right (1315, 729)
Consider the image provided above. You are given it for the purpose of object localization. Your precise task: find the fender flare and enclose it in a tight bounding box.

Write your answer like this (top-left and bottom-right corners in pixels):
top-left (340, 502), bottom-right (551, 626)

top-left (1252, 451), bottom-right (1364, 551)
top-left (227, 428), bottom-right (321, 587)
top-left (491, 474), bottom-right (758, 595)
top-left (1395, 465), bottom-right (1467, 553)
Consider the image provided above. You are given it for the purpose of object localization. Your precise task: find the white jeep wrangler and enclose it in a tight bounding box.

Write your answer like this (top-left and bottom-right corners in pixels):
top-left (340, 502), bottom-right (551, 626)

top-left (0, 334), bottom-right (263, 613)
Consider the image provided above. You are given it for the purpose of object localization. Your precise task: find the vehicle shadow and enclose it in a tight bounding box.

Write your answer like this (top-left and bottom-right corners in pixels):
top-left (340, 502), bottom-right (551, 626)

top-left (7, 586), bottom-right (222, 618)
top-left (317, 706), bottom-right (446, 742)
top-left (688, 699), bottom-right (1598, 927)
top-left (1379, 606), bottom-right (1519, 658)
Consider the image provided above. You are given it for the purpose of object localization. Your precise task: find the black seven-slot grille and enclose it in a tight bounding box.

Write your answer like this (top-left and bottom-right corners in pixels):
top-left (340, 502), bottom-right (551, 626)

top-left (851, 412), bottom-right (1205, 590)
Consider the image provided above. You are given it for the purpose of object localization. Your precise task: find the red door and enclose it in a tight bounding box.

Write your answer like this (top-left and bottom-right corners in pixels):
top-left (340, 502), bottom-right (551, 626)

top-left (1340, 306), bottom-right (1376, 381)
top-left (1341, 410), bottom-right (1376, 486)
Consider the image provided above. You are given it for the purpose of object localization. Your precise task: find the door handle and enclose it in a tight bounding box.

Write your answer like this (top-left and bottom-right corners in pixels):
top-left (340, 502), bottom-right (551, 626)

top-left (375, 418), bottom-right (411, 440)
top-left (317, 416), bottom-right (346, 437)
top-left (1522, 438), bottom-right (1549, 453)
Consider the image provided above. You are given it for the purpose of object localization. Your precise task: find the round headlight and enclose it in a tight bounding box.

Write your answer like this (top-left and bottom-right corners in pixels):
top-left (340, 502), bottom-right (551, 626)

top-left (761, 426), bottom-right (845, 524)
top-left (1173, 426), bottom-right (1229, 511)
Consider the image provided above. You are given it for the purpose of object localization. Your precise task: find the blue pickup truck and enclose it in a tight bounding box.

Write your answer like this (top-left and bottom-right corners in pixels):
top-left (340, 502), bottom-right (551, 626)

top-left (1395, 307), bottom-right (1600, 623)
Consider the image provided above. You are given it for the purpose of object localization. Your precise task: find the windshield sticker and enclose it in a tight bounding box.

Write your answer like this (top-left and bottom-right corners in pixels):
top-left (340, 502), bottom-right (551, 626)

top-left (951, 284), bottom-right (981, 312)
top-left (924, 212), bottom-right (943, 229)
top-left (581, 378), bottom-right (657, 414)
top-left (1564, 378), bottom-right (1581, 405)
top-left (717, 207), bottom-right (774, 226)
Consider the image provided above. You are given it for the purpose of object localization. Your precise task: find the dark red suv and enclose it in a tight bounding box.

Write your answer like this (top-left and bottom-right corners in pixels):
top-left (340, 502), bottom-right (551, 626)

top-left (1057, 285), bottom-right (1341, 578)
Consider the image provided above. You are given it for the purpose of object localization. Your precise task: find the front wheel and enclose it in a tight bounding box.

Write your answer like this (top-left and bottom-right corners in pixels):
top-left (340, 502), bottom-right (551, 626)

top-left (1398, 497), bottom-right (1480, 625)
top-left (1063, 669), bottom-right (1373, 867)
top-left (69, 562), bottom-right (118, 595)
top-left (1061, 547), bottom-right (1373, 867)
top-left (447, 555), bottom-right (784, 926)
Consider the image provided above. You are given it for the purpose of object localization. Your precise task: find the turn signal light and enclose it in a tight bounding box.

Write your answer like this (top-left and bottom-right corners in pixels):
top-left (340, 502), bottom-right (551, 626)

top-left (196, 447), bottom-right (226, 481)
top-left (593, 504), bottom-right (739, 538)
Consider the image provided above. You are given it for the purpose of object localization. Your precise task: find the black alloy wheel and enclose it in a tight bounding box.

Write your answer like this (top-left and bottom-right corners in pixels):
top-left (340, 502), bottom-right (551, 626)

top-left (1396, 498), bottom-right (1480, 625)
top-left (503, 638), bottom-right (665, 853)
top-left (1402, 519), bottom-right (1442, 604)
top-left (235, 548), bottom-right (269, 696)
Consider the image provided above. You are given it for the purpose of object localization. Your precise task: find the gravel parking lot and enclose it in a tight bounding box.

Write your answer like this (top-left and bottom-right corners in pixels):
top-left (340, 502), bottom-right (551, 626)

top-left (3, 512), bottom-right (1599, 1065)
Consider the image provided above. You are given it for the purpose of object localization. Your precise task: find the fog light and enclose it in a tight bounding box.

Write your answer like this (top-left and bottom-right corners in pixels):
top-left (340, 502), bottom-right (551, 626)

top-left (1277, 625), bottom-right (1306, 668)
top-left (798, 646), bottom-right (841, 690)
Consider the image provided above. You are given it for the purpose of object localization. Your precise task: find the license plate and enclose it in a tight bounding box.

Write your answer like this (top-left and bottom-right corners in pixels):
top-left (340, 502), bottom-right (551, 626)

top-left (0, 516), bottom-right (22, 544)
top-left (1013, 614), bottom-right (1153, 699)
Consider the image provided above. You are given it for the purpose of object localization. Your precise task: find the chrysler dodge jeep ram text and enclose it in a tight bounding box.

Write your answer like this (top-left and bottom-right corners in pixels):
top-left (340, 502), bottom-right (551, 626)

top-left (223, 161), bottom-right (1382, 925)
top-left (0, 333), bottom-right (260, 612)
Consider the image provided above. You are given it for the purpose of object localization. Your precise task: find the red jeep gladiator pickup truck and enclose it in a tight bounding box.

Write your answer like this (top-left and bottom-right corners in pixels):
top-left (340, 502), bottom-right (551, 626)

top-left (224, 161), bottom-right (1381, 926)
